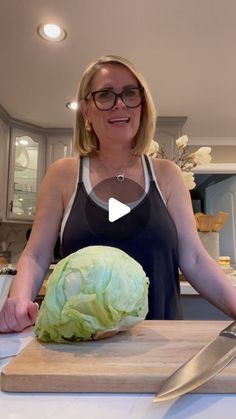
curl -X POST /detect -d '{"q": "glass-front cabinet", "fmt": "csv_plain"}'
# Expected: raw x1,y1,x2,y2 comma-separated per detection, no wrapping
7,127,45,221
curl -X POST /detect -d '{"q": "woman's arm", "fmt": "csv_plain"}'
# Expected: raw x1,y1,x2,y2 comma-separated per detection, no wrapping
0,158,75,332
154,158,236,319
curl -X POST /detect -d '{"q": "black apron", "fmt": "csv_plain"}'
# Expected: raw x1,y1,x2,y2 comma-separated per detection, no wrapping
62,155,182,320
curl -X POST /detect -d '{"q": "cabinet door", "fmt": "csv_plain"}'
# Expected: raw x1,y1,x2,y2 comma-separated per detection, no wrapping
206,176,236,264
46,135,72,167
0,119,9,219
7,127,45,221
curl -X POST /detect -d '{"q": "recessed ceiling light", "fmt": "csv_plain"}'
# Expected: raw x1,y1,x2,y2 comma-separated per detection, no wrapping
37,23,67,42
66,101,79,111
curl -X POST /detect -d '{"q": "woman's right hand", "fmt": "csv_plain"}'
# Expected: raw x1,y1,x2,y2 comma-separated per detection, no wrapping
0,297,39,333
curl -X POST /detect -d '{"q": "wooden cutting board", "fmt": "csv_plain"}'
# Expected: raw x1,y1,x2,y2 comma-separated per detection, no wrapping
2,320,236,393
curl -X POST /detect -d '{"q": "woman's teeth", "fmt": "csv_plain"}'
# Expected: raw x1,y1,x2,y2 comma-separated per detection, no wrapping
108,117,130,124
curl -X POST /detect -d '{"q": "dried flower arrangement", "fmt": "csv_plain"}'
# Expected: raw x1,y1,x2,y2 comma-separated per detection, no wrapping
147,135,212,190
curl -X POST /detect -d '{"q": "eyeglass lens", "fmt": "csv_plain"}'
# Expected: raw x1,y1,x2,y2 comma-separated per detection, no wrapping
92,88,143,110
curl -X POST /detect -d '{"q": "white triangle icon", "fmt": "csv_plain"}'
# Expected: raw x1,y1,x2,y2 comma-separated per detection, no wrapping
108,197,131,222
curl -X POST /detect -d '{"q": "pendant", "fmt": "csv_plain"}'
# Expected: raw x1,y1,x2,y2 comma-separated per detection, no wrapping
117,174,125,182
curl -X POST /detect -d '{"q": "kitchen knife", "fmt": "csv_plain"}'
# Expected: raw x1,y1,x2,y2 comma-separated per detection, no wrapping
154,320,236,402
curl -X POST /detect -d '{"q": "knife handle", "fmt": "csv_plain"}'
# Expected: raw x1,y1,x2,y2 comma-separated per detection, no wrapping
220,321,236,339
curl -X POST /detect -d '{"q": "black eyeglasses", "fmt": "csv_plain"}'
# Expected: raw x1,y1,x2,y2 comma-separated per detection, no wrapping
86,87,144,111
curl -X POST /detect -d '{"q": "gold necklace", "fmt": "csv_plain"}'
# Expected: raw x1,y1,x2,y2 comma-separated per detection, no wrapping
96,156,135,182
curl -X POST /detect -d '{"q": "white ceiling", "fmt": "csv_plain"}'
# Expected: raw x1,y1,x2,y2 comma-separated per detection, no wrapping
1,0,236,137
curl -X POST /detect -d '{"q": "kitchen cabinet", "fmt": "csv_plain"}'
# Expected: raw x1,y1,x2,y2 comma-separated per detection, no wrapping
6,130,73,222
2,124,73,222
205,174,236,263
0,105,74,222
46,134,73,167
6,127,46,221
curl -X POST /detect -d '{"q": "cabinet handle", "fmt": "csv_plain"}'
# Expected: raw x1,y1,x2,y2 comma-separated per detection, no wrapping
9,201,13,212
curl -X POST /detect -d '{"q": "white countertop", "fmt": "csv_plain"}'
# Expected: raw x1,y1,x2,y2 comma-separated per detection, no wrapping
49,265,236,296
180,274,236,295
1,328,236,418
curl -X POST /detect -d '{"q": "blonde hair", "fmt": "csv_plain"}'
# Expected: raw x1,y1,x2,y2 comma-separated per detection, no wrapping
73,55,157,155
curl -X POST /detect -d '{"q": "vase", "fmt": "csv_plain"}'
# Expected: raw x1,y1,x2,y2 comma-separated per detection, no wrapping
198,232,219,261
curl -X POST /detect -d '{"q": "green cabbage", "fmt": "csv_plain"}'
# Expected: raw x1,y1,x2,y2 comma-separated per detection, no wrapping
35,246,149,342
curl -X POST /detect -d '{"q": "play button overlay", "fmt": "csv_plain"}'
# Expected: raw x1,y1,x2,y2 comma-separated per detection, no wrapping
108,198,131,222
86,176,151,241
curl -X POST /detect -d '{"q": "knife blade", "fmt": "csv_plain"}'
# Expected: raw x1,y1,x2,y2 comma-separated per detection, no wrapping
154,320,236,402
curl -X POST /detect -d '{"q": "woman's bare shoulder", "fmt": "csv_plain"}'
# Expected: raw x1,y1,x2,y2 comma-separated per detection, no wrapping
38,157,79,201
150,157,183,185
148,157,184,201
47,157,79,177
150,157,180,175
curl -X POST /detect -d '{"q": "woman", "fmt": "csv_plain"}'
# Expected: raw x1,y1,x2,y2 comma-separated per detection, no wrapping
1,55,236,332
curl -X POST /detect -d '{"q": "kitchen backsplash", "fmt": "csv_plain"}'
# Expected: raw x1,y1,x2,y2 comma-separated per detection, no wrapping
0,222,31,263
